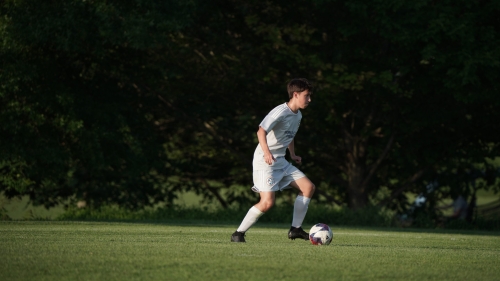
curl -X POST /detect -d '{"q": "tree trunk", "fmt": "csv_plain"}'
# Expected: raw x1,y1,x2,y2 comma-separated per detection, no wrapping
346,162,369,209
343,127,369,210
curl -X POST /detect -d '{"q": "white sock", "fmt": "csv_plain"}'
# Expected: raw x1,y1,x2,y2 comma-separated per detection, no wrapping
292,195,311,228
236,206,264,233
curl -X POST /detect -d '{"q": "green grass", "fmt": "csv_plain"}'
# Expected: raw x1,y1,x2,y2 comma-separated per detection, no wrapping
1,221,499,281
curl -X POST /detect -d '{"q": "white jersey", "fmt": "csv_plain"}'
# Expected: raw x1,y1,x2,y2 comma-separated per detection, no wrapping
254,103,302,158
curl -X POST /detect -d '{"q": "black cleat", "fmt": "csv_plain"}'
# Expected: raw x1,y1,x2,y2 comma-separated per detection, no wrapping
288,226,309,240
231,231,246,242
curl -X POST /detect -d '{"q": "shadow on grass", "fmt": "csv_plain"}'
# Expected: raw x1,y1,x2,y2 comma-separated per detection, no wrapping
5,218,497,237
4,203,498,237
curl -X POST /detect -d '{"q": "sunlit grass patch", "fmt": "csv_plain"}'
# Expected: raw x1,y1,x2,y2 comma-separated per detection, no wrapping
1,221,499,281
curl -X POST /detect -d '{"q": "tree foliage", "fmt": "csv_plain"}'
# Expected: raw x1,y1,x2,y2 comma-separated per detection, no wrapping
1,0,499,211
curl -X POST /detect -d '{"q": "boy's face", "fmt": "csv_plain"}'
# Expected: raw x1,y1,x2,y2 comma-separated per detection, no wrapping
294,89,312,109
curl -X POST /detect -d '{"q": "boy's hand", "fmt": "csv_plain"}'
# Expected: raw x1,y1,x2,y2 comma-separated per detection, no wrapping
291,155,302,164
264,153,276,165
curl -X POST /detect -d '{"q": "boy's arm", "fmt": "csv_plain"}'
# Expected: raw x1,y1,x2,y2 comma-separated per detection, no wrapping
257,126,275,165
288,139,302,164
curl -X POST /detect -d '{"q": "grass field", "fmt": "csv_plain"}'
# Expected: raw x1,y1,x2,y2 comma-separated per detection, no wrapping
1,221,499,281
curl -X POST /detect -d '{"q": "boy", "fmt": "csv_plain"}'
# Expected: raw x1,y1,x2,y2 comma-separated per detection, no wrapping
231,78,316,242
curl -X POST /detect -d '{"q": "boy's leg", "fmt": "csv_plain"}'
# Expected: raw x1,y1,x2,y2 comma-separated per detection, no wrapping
231,192,275,242
288,177,315,240
290,176,315,198
254,191,276,213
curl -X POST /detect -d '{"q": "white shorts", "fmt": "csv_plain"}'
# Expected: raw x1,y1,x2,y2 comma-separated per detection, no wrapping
251,156,306,192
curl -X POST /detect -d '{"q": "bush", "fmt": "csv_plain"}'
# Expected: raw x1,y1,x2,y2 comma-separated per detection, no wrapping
57,204,500,231
58,204,394,227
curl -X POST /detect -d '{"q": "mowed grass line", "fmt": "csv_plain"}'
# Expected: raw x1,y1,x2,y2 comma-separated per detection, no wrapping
1,221,499,281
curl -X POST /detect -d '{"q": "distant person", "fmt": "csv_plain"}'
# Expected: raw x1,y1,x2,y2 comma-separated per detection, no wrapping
451,195,468,220
437,194,468,221
231,78,315,243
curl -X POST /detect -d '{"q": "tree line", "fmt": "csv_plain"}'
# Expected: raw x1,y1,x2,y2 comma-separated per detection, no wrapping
1,0,499,212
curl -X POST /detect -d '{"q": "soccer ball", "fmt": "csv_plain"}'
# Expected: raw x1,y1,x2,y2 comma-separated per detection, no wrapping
309,223,333,245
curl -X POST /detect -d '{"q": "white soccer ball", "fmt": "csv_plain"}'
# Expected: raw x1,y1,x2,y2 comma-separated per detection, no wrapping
309,223,333,245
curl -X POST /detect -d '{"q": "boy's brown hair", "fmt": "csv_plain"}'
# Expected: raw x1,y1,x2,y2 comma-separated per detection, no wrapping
287,78,313,99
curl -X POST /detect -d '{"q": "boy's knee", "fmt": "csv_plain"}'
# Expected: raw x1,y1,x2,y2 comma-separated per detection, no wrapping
310,183,316,194
258,199,274,212
256,191,275,212
263,200,274,211
303,182,315,198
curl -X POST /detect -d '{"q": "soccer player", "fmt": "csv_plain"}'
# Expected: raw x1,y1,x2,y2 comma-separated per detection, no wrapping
231,78,316,242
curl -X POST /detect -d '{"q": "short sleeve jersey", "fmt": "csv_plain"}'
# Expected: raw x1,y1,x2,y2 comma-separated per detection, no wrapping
256,103,302,157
